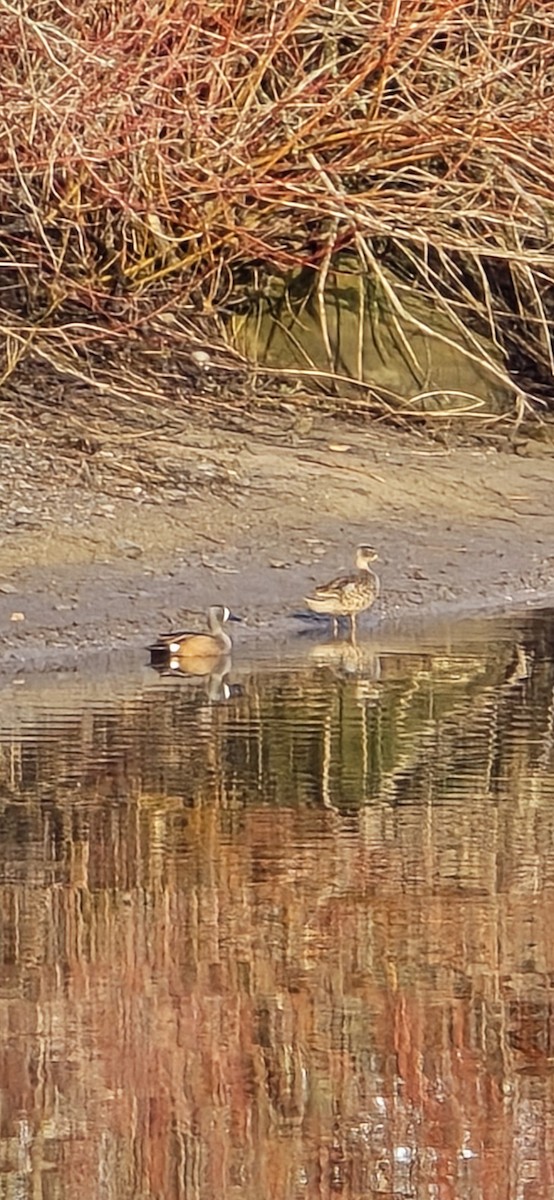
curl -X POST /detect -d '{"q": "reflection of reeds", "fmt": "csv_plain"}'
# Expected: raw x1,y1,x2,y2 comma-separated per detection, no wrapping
0,628,551,817
1,620,554,1194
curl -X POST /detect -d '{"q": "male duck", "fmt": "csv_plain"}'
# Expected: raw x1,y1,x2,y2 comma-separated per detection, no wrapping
149,604,240,659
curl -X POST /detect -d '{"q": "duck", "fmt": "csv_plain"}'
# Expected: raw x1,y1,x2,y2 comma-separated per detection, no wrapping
148,604,240,660
304,545,380,640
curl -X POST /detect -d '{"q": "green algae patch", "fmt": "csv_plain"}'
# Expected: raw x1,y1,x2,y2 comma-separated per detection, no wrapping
231,266,512,417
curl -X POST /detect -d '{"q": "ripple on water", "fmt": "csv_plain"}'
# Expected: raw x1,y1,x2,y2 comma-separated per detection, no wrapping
0,611,553,1197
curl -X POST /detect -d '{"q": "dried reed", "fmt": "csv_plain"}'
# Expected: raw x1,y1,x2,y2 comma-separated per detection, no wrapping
1,0,553,414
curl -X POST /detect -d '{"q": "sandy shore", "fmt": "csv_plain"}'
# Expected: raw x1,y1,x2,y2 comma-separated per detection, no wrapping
1,408,554,668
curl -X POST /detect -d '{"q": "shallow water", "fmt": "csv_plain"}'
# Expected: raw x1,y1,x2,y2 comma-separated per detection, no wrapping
1,612,554,1199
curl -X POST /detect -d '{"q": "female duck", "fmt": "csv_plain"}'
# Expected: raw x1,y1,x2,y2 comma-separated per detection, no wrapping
149,604,240,659
304,545,380,640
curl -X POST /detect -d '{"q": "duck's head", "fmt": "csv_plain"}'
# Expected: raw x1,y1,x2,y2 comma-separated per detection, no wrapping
356,545,379,569
207,605,242,628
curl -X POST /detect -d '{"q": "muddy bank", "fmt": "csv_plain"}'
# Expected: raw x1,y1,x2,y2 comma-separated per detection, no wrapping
1,410,554,668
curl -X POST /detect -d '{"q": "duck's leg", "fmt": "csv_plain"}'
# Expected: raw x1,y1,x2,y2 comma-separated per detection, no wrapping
332,616,339,639
349,613,357,645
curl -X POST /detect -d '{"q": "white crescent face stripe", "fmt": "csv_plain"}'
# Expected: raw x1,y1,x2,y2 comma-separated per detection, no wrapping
222,606,230,622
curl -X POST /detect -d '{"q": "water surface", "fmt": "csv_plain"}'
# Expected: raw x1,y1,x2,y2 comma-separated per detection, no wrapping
1,613,554,1199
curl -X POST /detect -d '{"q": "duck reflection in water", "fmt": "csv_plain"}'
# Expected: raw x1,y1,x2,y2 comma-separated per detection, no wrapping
149,653,234,702
309,637,382,684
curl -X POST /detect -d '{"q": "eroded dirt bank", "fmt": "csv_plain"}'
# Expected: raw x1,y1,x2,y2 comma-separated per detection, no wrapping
1,407,554,667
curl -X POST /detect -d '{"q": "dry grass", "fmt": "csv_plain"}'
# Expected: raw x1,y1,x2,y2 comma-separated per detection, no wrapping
1,0,553,414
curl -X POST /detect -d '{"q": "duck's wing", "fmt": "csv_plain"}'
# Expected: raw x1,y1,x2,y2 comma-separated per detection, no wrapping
147,628,196,652
156,627,196,641
307,571,357,599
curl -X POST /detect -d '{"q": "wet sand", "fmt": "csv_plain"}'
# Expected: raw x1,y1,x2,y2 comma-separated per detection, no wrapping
1,410,554,668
